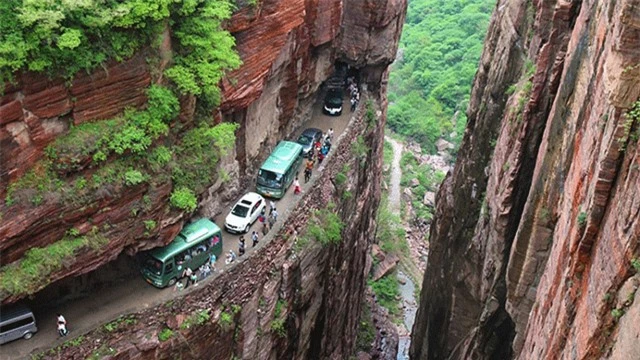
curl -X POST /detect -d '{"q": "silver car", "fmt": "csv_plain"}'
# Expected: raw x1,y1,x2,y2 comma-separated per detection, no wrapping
296,128,323,156
0,304,37,344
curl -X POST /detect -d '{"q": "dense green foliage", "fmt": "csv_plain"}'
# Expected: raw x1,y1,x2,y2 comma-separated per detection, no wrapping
0,227,108,297
388,0,494,153
0,0,240,87
165,0,241,107
369,273,401,317
297,202,345,248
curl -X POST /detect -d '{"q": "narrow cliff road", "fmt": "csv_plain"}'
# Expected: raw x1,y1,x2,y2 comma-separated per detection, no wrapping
386,136,403,214
2,98,352,360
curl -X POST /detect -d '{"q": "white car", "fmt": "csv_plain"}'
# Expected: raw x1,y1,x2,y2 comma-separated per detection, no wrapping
224,192,266,234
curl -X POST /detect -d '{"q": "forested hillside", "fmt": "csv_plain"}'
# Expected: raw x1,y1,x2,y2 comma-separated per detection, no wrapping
387,0,494,153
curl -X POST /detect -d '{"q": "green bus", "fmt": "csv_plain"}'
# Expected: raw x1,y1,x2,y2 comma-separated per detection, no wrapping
140,218,222,288
256,141,304,199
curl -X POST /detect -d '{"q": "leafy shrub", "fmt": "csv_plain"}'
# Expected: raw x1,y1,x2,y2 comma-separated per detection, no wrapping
356,302,375,353
124,169,146,186
577,211,587,227
149,146,173,170
631,258,640,273
180,309,210,329
270,318,286,338
144,220,157,231
166,0,241,107
611,308,624,320
218,311,233,331
158,328,174,342
302,203,344,247
170,187,197,212
172,122,238,192
369,273,401,316
0,227,108,297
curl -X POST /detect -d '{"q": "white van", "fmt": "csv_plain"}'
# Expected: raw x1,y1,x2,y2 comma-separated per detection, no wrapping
0,305,37,345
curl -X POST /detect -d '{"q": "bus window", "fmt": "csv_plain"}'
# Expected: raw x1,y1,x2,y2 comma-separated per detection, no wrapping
257,170,283,188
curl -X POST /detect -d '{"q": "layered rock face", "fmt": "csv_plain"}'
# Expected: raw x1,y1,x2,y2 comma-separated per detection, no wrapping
0,0,405,306
411,0,640,359
35,88,387,360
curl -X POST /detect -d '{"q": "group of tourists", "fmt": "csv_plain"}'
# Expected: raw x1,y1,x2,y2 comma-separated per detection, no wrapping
303,128,334,184
348,77,360,112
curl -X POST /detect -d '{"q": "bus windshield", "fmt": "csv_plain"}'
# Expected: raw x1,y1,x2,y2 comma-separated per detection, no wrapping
257,170,283,188
143,255,163,276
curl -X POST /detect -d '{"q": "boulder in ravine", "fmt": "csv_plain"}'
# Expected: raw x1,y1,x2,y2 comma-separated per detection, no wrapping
371,254,400,281
423,192,435,207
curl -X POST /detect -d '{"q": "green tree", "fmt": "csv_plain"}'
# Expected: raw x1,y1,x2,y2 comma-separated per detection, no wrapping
388,0,494,154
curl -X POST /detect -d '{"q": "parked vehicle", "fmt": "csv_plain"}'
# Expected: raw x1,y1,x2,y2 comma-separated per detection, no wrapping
0,304,37,345
140,219,223,288
296,128,323,156
224,192,266,234
256,141,304,199
323,89,343,116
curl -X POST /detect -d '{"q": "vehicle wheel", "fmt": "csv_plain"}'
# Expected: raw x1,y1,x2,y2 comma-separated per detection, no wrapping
168,278,177,287
244,225,250,233
23,332,33,340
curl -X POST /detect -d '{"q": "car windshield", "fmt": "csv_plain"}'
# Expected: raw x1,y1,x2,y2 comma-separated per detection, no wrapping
297,135,313,145
143,255,163,276
257,170,283,188
231,205,250,217
326,93,342,106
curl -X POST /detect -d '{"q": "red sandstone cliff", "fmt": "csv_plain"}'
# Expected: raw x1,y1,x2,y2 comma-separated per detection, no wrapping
410,0,640,359
0,0,404,304
1,0,405,358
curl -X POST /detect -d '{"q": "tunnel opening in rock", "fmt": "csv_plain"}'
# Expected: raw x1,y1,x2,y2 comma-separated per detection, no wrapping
25,251,139,316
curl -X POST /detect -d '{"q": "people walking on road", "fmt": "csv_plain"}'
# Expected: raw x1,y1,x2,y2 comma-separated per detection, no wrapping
226,250,237,264
268,212,276,228
239,236,246,256
190,268,198,286
210,253,217,267
271,208,279,222
326,128,334,141
305,158,314,183
252,231,259,247
350,97,356,112
57,314,68,337
174,280,184,292
294,177,301,195
318,151,325,165
183,267,194,288
269,200,276,215
262,222,269,236
324,137,332,152
200,263,211,279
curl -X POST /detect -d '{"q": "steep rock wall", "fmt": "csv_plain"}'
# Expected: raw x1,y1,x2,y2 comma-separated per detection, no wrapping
33,89,387,360
411,0,640,359
0,0,405,305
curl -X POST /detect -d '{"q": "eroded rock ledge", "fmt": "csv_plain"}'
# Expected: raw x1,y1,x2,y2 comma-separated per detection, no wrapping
0,0,406,306
34,90,386,360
